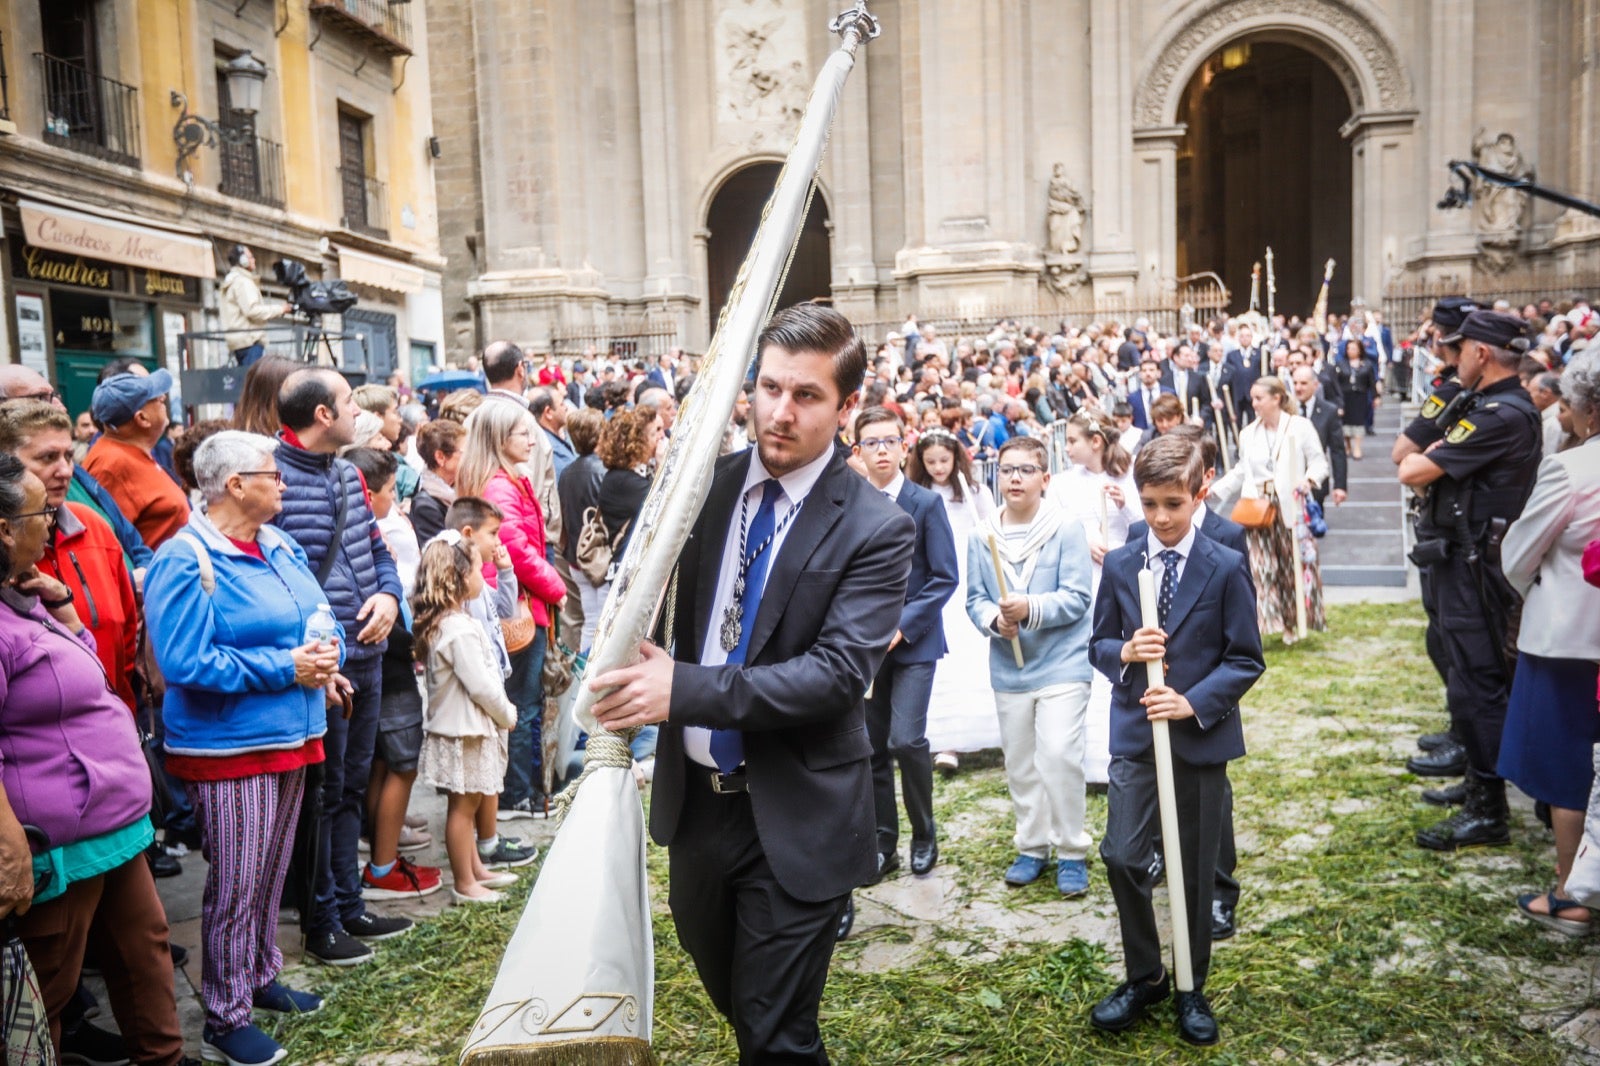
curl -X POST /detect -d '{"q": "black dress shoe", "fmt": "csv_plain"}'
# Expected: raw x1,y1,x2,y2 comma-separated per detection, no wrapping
1416,731,1454,752
1421,779,1470,807
1405,737,1467,778
1211,900,1236,940
1416,773,1510,851
910,839,938,876
1089,971,1170,1032
867,850,901,886
1175,989,1219,1045
145,843,182,879
836,896,854,941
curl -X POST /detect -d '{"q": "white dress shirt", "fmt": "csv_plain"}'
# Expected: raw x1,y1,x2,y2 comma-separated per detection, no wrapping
684,445,836,768
880,471,906,502
1144,523,1197,591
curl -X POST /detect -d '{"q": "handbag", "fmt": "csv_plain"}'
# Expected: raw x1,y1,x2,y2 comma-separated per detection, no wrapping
541,616,577,697
575,506,627,587
501,592,538,654
1305,495,1328,538
1230,492,1279,529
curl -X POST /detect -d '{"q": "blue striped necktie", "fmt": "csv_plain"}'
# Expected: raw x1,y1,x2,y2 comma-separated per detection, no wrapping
710,479,782,772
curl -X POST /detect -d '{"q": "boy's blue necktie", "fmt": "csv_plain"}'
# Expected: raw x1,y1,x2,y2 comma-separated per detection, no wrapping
1158,549,1180,628
710,479,782,772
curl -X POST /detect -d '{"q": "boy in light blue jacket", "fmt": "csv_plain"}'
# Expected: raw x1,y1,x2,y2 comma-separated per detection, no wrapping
967,435,1095,896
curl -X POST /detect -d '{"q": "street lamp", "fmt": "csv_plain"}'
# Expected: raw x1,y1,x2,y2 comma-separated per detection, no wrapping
171,51,270,184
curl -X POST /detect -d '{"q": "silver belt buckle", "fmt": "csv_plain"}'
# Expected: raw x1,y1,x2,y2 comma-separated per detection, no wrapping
709,771,743,794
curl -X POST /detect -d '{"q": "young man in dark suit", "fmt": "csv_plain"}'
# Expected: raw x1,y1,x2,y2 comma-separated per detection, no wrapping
1161,343,1215,430
853,406,959,878
590,304,915,1064
1089,435,1265,1046
1125,425,1249,941
1292,367,1349,507
1129,357,1175,431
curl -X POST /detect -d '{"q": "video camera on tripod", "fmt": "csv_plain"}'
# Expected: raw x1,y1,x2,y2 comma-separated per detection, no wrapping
273,258,359,318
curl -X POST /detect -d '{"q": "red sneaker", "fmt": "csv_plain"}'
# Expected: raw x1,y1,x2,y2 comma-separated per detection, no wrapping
361,856,443,900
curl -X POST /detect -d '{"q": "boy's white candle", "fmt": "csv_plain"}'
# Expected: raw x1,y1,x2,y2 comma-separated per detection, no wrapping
987,533,1026,668
1137,567,1195,994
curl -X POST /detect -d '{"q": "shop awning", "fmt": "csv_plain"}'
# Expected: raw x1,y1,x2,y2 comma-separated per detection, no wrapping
17,198,214,278
338,247,425,295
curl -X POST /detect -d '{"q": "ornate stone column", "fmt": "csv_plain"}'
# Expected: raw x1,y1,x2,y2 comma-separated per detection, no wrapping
1416,0,1476,273
1130,125,1186,292
1086,0,1139,299
1341,110,1418,303
1553,0,1600,258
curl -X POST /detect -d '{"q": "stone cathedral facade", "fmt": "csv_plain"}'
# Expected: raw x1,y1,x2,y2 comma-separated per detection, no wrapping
426,0,1600,362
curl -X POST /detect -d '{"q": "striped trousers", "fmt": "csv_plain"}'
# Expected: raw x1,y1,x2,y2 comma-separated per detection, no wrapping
186,767,305,1033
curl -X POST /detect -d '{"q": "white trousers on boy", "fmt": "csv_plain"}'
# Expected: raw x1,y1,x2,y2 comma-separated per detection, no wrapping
994,682,1092,861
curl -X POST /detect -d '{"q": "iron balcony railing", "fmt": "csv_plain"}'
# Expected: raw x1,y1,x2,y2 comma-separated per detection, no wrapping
219,128,287,209
35,52,139,167
308,0,413,56
338,164,387,238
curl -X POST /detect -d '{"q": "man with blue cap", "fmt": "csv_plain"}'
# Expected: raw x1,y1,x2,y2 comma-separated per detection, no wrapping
82,369,190,550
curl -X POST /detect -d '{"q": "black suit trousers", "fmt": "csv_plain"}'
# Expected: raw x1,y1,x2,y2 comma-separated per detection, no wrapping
866,659,938,852
1100,755,1228,990
668,765,849,1065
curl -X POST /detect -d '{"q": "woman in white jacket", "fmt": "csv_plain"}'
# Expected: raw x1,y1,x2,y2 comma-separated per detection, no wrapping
1497,350,1600,936
1210,376,1330,641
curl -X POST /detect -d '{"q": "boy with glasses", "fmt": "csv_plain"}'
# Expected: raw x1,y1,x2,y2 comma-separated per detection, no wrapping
853,407,959,881
966,436,1096,896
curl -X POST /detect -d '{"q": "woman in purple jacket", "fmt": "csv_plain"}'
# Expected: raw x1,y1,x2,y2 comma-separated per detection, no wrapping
0,454,187,1064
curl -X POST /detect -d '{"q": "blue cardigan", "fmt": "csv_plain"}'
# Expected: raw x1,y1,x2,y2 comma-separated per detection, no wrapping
146,513,344,758
965,515,1094,692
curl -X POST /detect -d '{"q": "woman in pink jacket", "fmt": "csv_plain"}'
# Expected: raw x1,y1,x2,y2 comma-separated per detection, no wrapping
456,401,565,817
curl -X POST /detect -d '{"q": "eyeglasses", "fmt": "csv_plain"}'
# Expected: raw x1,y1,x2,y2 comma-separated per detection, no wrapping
238,470,284,484
0,389,58,406
857,437,903,452
998,464,1044,478
13,508,58,532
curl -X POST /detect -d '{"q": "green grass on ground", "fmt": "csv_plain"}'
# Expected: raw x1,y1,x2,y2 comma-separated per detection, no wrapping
279,603,1597,1064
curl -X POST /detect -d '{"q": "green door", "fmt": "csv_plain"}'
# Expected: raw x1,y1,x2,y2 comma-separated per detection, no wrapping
55,351,157,422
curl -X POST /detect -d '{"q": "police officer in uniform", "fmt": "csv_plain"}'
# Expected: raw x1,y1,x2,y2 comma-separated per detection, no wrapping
1398,311,1543,851
1391,298,1477,795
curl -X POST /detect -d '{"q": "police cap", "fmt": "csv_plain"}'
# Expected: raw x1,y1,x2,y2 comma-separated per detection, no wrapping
1442,309,1528,349
1430,297,1478,337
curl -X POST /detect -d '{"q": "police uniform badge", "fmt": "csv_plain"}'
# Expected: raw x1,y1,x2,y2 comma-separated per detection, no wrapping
1445,419,1476,444
1420,395,1444,418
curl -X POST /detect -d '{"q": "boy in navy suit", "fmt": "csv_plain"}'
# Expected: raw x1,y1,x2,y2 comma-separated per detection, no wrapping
854,406,959,877
1089,435,1265,1046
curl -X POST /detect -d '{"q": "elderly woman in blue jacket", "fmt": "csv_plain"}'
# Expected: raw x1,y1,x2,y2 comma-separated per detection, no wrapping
145,430,346,1066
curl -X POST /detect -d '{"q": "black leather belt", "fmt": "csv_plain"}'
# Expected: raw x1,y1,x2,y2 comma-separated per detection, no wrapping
707,769,748,794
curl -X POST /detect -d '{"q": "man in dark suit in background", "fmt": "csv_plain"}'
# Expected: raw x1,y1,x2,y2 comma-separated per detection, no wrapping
852,407,959,880
1161,343,1215,430
1232,324,1265,423
1129,358,1174,431
591,304,915,1064
1293,367,1349,507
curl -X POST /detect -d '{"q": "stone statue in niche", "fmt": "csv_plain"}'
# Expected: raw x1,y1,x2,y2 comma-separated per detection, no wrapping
717,1,806,141
1046,163,1086,255
1471,129,1532,272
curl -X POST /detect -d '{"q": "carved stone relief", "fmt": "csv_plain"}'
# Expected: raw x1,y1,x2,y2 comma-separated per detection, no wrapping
1133,0,1411,128
1043,163,1087,294
715,0,806,148
1471,129,1532,273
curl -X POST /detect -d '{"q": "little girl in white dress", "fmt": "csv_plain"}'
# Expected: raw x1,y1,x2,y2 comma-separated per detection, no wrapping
1046,411,1140,785
907,429,999,772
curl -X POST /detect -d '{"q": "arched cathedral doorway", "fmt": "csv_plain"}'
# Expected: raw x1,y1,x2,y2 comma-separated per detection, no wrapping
1176,40,1353,316
704,163,832,335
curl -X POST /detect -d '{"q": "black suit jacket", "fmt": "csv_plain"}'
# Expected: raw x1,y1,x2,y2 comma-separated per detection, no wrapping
1301,397,1348,501
1090,534,1265,766
1160,367,1215,427
650,451,916,901
1128,512,1253,592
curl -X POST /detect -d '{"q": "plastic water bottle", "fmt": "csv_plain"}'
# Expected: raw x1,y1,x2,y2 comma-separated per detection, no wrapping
305,603,338,647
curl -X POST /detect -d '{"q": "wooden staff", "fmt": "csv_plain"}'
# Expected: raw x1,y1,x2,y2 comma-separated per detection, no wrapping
1286,436,1309,640
1137,568,1195,994
1188,396,1201,425
987,533,1026,668
1221,383,1242,465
